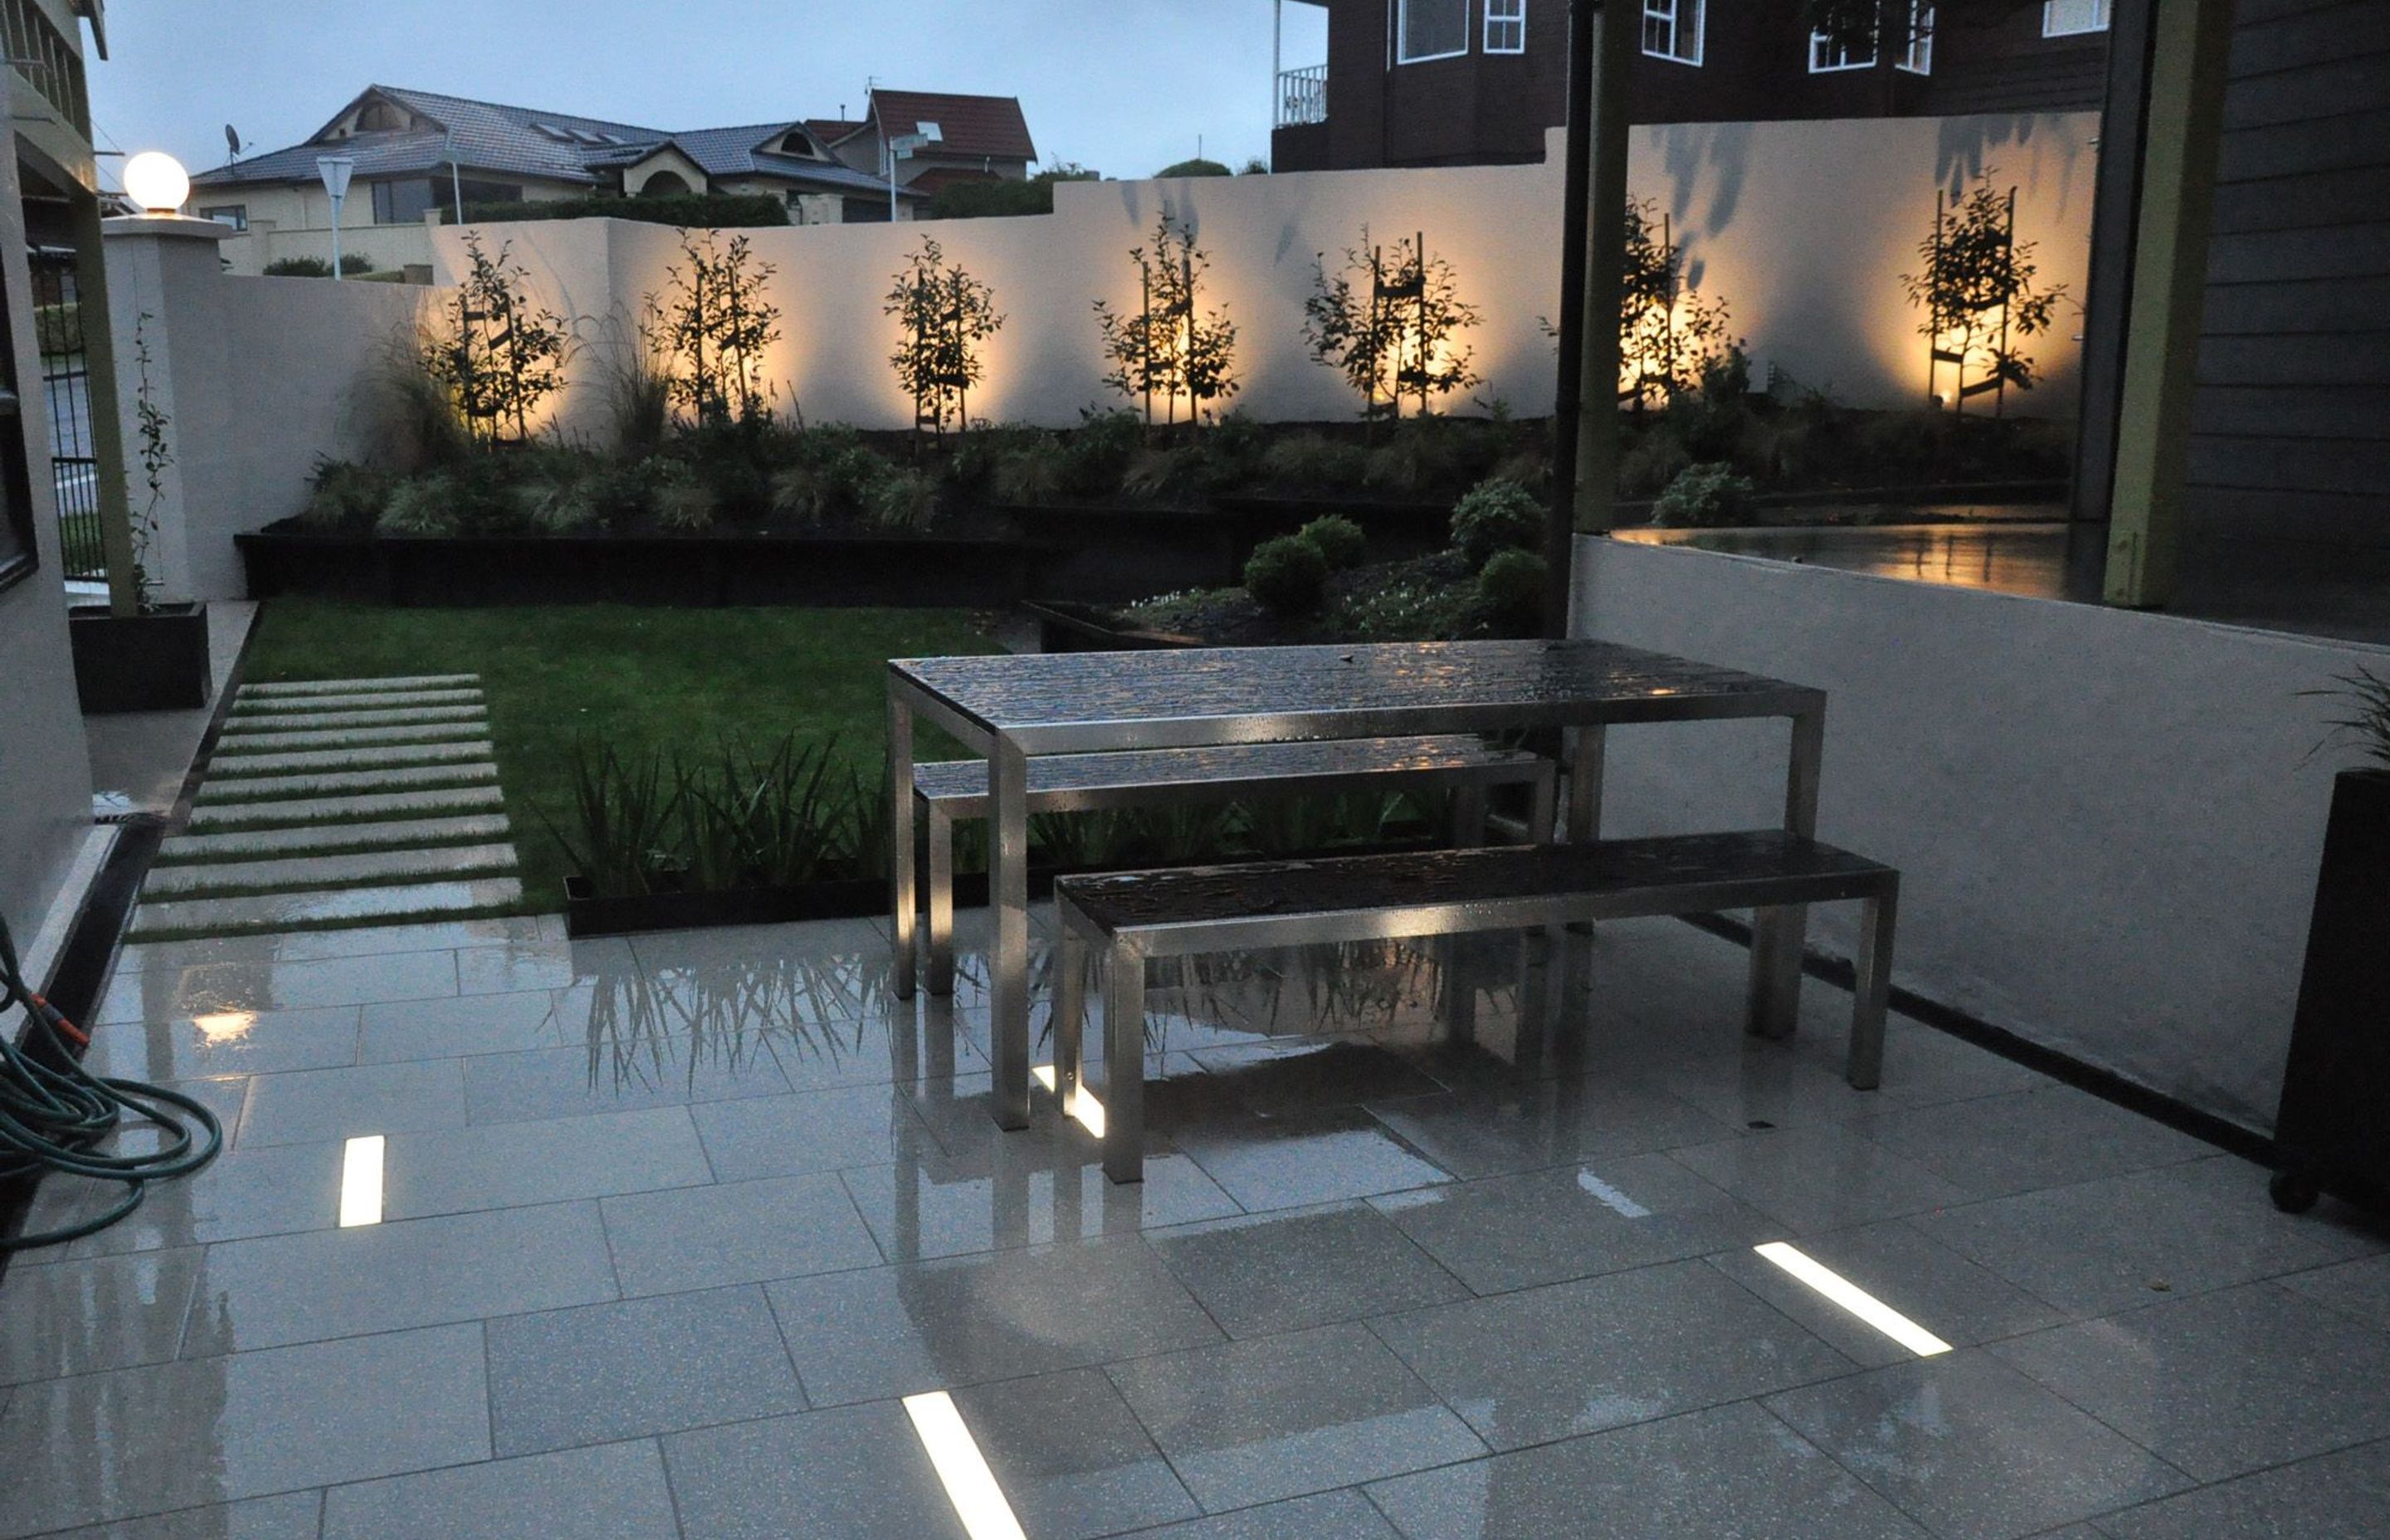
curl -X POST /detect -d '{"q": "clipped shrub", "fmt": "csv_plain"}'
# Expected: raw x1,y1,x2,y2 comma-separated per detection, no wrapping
1299,514,1367,572
1475,548,1548,636
301,458,392,531
861,466,939,532
1261,431,1368,490
1650,461,1758,528
650,461,716,532
1244,534,1329,616
1449,478,1543,568
441,192,788,228
1617,426,1693,498
378,475,459,536
264,254,374,277
1062,409,1144,498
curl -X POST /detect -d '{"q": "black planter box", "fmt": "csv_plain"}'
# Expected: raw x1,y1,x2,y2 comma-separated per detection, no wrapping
566,870,1025,939
68,602,212,714
2271,768,2390,1216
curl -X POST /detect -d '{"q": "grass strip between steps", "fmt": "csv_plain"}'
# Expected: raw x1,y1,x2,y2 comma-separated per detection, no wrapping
203,748,497,780
127,900,533,945
141,861,522,905
151,829,513,868
195,772,500,807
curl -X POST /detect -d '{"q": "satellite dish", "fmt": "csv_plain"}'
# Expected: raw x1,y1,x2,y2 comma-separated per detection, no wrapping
224,124,243,158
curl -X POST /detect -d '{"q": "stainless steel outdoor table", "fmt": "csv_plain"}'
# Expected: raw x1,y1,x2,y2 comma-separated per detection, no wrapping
885,639,1827,1130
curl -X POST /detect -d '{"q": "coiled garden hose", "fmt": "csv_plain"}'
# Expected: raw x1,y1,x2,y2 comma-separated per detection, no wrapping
0,913,222,1250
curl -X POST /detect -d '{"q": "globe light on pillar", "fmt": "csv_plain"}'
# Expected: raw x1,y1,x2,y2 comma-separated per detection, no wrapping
122,152,190,215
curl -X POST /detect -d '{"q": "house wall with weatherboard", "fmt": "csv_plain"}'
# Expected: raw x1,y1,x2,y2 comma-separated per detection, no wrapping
435,113,2098,441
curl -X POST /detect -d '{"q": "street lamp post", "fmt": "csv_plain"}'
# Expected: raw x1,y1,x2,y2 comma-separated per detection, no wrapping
886,123,942,222
315,155,355,280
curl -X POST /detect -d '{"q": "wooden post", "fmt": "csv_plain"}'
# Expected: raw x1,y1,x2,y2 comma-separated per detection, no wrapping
2104,0,2236,609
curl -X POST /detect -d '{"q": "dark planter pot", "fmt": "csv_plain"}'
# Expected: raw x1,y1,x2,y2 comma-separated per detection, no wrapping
999,496,1450,604
1022,600,1197,654
2271,768,2390,1216
68,602,211,714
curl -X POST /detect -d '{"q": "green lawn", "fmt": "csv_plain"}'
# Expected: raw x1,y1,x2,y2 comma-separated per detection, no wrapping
239,602,1001,910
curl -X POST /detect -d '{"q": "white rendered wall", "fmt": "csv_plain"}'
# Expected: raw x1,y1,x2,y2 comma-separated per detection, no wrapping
1571,536,2385,1133
433,114,2097,440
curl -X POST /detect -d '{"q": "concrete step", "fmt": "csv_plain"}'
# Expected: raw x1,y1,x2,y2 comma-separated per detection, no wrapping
206,741,496,779
228,688,483,714
186,786,508,830
128,877,526,939
205,722,492,755
222,704,488,734
240,675,480,699
195,763,500,804
159,815,513,864
143,843,519,899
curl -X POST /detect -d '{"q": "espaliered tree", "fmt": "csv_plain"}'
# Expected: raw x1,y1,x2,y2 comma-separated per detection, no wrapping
653,229,783,427
885,237,1004,438
1093,213,1240,428
425,234,571,447
1303,227,1482,423
1617,198,1736,412
1903,168,2064,417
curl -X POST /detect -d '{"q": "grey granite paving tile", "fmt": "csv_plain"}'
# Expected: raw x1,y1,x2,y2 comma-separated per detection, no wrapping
461,1036,799,1128
1991,1281,2390,1483
1148,1201,1470,1337
97,951,460,1025
157,814,510,861
21,1490,324,1540
236,1057,466,1148
600,1172,882,1296
1363,1073,1740,1181
180,1201,618,1357
765,1233,1222,1405
1366,1401,1930,1539
1667,1119,1975,1235
51,1140,344,1260
2280,1251,2390,1333
839,1134,1243,1263
185,787,506,830
951,1367,1202,1539
1798,1019,2055,1106
0,1249,205,1385
1916,1155,2383,1318
1370,1258,1856,1452
133,878,525,940
1765,1350,2194,1540
380,1104,715,1219
1371,1153,1778,1295
453,936,636,996
320,1440,676,1540
83,1006,362,1081
486,1285,807,1457
1656,1039,1909,1131
229,687,482,714
1111,1490,1404,1540
358,987,577,1064
1708,1220,2066,1367
1856,1083,2210,1200
222,704,487,734
1189,1037,1449,1114
2093,1435,2390,1539
662,1401,970,1540
209,722,491,753
686,1082,934,1181
1106,1320,1487,1510
0,1323,488,1538
110,916,540,973
241,674,477,696
1171,1105,1455,1211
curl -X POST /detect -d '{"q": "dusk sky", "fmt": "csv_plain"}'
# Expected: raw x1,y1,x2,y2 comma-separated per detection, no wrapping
86,1,1330,191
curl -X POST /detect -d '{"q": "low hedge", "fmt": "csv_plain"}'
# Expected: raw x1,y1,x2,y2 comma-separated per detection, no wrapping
443,193,790,229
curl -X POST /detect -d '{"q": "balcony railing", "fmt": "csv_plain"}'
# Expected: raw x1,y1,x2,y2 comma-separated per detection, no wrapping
1276,64,1328,129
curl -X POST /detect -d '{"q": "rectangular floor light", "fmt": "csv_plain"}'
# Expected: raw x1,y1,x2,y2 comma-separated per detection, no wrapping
339,1135,386,1228
1753,1242,1952,1357
902,1391,1027,1540
1032,1065,1107,1138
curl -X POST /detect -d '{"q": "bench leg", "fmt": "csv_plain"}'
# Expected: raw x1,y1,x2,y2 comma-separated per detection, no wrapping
924,802,957,997
1748,903,1807,1042
1563,725,1606,936
888,693,917,999
1054,923,1085,1113
1103,938,1147,1185
1448,786,1488,848
1529,762,1559,845
1846,885,1897,1090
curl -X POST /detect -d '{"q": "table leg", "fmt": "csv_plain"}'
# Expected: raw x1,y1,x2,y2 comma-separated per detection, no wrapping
989,733,1032,1131
887,690,917,1000
1563,724,1607,844
1750,707,1825,1040
924,802,956,997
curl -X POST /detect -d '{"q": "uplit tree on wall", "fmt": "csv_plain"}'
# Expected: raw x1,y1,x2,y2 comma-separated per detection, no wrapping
1302,227,1482,423
1094,213,1240,428
885,236,1004,438
1903,169,2064,417
653,230,783,427
1618,198,1737,412
424,234,571,448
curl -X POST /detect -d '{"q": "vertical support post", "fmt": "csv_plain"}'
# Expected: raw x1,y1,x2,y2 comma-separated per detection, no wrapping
1750,704,1826,1040
1541,0,1633,638
2103,0,2237,610
70,196,138,616
1102,939,1146,1185
989,732,1032,1131
885,682,917,997
1054,919,1085,1112
1847,882,1898,1091
924,802,955,996
1563,724,1606,845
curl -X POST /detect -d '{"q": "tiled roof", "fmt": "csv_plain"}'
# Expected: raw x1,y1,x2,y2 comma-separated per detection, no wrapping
643,124,921,196
804,118,868,144
866,90,1038,163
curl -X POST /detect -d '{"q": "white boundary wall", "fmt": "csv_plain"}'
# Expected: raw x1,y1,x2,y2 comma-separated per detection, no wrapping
1573,536,2388,1133
436,115,2096,442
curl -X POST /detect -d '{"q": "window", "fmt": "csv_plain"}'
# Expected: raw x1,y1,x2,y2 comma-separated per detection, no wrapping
2042,0,2110,35
354,100,409,133
1898,3,1934,72
1642,0,1704,64
199,204,248,231
1394,0,1470,64
1808,25,1876,71
1485,0,1526,53
372,178,438,225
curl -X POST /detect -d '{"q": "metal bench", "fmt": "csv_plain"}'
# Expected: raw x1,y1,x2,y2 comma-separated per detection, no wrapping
1051,831,1900,1182
909,734,1556,994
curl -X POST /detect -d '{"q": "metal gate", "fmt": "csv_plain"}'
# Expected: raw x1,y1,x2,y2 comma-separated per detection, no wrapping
28,245,105,581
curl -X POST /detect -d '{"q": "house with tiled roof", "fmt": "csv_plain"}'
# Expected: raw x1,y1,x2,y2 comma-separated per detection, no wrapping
817,89,1039,199
188,85,934,276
